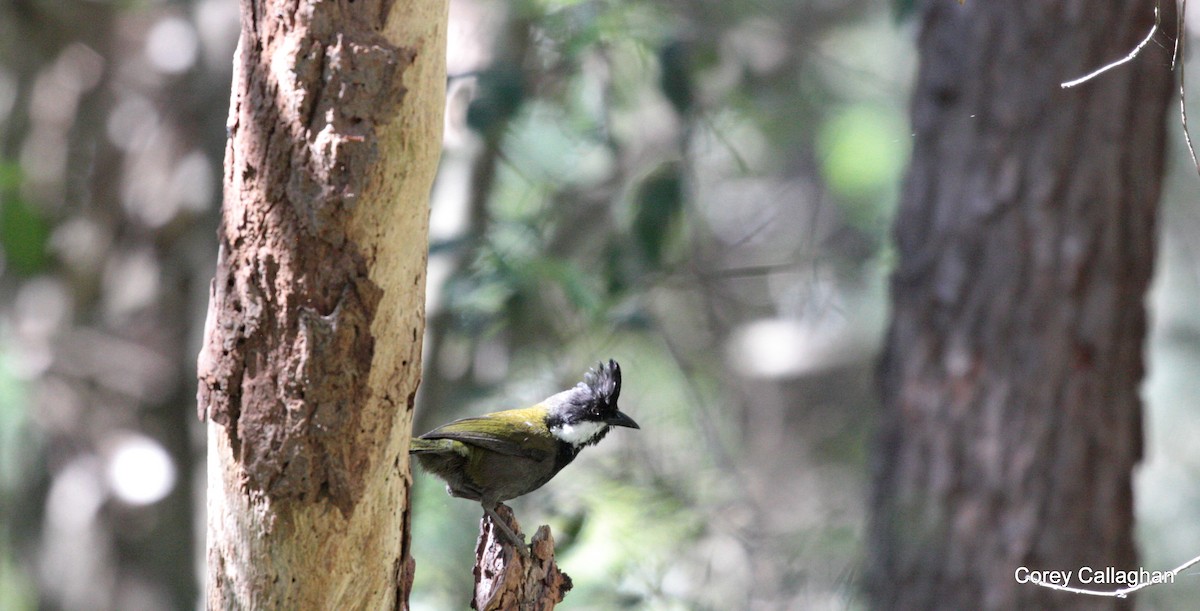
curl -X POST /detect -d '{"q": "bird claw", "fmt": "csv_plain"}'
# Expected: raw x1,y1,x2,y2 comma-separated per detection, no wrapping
513,539,530,558
484,505,530,557
497,525,530,556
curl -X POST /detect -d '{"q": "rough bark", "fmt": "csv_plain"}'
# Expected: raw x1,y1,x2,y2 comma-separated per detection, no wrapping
195,0,446,608
868,1,1174,609
471,504,572,611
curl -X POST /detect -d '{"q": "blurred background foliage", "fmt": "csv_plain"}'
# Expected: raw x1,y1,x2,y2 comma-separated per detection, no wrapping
1,0,1199,609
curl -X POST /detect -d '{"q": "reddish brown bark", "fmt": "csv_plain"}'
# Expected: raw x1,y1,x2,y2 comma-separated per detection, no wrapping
471,504,572,611
868,1,1175,608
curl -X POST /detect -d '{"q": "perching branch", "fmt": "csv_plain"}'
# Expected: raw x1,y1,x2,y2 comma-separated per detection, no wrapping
472,504,572,610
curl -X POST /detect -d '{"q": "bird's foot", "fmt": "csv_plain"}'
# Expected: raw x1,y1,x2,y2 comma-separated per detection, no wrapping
484,505,530,557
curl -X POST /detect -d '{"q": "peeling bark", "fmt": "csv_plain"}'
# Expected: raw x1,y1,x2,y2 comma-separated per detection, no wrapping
196,0,446,608
471,504,572,611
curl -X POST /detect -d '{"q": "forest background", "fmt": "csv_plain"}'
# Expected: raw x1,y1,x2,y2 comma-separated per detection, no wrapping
2,0,1199,608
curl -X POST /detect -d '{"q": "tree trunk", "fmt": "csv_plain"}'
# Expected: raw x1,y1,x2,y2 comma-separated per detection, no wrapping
195,0,446,608
868,1,1174,608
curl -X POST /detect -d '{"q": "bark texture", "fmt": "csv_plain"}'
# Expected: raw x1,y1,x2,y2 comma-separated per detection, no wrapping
196,0,446,608
472,504,572,611
868,1,1174,608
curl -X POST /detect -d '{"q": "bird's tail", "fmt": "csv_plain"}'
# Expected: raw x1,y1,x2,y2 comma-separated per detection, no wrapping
408,437,465,455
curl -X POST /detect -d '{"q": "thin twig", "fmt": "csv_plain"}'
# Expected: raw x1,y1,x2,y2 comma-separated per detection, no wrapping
1027,553,1200,598
1179,0,1200,175
1060,6,1160,88
1173,0,1182,70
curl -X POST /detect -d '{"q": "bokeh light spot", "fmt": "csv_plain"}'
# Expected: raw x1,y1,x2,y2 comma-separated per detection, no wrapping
107,434,176,506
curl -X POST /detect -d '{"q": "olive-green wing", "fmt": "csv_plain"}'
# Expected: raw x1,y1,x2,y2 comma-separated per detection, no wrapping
418,416,552,462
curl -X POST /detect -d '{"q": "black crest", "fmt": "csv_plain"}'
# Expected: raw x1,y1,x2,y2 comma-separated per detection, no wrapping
582,359,621,408
551,359,622,425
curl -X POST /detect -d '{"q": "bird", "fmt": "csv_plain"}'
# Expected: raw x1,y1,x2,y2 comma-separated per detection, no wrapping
410,359,639,551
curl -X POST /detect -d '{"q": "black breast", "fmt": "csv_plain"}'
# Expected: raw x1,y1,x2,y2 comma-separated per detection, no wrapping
552,440,580,476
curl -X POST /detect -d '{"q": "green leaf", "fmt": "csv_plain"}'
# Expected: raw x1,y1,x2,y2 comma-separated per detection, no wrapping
527,257,602,318
631,162,684,268
817,104,907,227
658,40,694,116
466,66,526,137
0,168,51,275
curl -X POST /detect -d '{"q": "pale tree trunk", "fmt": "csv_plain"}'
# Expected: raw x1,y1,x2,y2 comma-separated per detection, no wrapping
195,0,446,608
868,1,1174,609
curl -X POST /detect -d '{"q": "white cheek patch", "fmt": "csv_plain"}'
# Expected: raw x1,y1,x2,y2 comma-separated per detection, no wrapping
550,420,607,446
